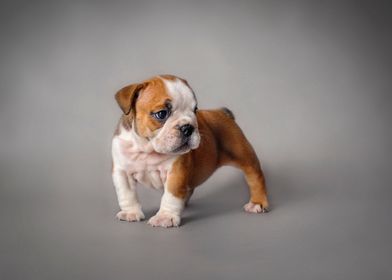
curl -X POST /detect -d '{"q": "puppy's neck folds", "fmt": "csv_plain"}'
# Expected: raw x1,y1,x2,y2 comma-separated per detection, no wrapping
112,121,179,190
117,120,153,153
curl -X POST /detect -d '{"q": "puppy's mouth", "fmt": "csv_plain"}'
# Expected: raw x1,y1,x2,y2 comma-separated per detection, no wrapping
171,140,190,153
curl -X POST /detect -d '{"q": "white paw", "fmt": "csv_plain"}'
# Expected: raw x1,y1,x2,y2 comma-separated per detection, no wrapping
116,208,145,222
243,201,269,213
148,211,181,228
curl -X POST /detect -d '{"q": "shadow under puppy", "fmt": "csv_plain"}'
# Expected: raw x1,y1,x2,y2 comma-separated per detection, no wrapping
112,74,269,228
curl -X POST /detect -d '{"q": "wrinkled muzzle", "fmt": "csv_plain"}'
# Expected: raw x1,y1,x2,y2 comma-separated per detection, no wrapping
151,125,200,154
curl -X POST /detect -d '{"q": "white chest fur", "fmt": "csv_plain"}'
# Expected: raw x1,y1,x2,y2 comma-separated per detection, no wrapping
112,126,177,189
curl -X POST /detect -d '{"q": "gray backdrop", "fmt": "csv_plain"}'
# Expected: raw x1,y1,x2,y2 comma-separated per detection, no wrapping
1,0,391,279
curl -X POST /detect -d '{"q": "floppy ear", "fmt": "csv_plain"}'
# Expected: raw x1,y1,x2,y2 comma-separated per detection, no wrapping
115,83,144,115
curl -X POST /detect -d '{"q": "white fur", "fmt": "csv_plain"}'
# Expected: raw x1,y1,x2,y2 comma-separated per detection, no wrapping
243,201,267,213
112,125,179,224
148,189,184,227
150,77,200,154
112,77,199,227
159,188,185,214
112,126,178,188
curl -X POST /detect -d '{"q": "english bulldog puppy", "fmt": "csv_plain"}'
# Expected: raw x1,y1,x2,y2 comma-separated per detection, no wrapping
112,74,269,228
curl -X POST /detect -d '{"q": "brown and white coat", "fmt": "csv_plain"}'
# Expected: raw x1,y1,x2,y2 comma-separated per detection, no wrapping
112,75,269,228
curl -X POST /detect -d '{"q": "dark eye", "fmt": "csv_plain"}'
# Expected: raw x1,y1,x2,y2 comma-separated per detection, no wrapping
194,106,198,113
153,109,168,120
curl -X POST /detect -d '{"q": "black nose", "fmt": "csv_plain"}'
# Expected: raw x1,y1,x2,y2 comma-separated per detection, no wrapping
180,124,194,137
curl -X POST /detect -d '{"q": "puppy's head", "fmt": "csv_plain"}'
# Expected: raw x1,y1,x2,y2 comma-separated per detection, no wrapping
115,75,200,154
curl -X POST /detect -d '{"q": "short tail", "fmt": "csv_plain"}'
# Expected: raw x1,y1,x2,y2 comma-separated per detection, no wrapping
220,107,235,120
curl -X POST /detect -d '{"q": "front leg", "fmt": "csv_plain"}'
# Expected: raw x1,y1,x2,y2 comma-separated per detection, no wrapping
112,169,145,222
148,188,185,228
148,159,189,228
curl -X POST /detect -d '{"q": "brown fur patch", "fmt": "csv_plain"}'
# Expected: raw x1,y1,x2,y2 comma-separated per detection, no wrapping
113,115,133,136
159,74,178,81
115,83,145,115
166,155,191,199
166,109,269,209
134,77,171,138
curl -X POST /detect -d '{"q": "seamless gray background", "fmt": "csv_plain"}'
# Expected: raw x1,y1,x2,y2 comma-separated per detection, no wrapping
1,0,391,279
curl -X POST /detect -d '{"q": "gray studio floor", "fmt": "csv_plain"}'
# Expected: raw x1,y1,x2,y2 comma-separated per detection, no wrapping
1,1,391,280
1,152,391,280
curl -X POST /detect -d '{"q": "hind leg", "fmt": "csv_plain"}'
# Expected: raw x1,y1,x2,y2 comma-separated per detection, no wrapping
184,188,194,207
241,164,269,213
200,108,269,213
218,127,269,213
